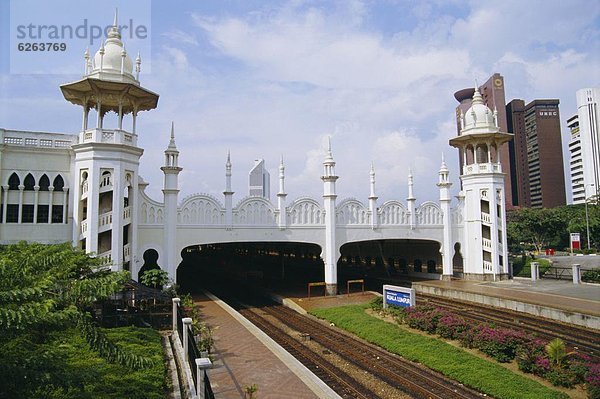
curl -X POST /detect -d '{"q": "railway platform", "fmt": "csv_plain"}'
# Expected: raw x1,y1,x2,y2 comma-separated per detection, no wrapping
193,292,340,399
413,278,600,330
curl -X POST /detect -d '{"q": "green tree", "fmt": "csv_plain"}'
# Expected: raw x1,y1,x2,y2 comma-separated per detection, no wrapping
507,208,565,253
0,242,153,398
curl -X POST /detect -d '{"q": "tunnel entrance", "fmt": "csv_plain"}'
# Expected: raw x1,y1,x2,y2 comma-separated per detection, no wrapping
177,242,324,293
337,239,442,284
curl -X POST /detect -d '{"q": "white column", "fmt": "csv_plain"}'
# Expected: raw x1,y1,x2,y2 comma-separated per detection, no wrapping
111,166,123,271
17,185,24,224
86,166,100,255
321,140,338,295
223,152,233,228
438,159,453,279
407,171,416,229
277,156,287,229
1,186,8,224
490,188,500,279
47,187,54,224
196,358,212,398
82,105,89,131
182,317,192,355
62,190,68,224
368,163,378,229
96,101,102,129
172,297,180,332
572,264,581,284
131,172,141,279
33,186,40,224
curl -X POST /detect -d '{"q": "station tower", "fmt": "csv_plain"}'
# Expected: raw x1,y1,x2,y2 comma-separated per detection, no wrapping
60,12,158,273
450,87,511,279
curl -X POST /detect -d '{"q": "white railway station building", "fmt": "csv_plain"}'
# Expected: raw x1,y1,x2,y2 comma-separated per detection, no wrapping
0,18,511,294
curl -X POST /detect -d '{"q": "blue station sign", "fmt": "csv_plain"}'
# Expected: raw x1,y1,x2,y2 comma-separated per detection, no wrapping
383,284,415,308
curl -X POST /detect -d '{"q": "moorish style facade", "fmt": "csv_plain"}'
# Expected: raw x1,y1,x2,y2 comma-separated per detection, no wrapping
0,16,511,294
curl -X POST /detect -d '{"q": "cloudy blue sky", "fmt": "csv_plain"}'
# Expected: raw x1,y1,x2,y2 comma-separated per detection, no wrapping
1,0,599,205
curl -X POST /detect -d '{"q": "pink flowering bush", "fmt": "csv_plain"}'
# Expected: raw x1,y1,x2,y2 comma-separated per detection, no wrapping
516,338,548,373
586,362,600,399
404,306,446,334
472,326,530,362
435,313,471,340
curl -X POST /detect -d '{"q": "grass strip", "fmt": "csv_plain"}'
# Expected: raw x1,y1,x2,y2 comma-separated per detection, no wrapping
43,326,168,399
311,305,568,399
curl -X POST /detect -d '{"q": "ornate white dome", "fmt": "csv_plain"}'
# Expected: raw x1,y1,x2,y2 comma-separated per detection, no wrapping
463,87,496,129
92,25,133,75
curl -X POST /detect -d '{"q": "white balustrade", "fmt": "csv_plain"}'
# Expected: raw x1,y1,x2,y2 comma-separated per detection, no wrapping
97,250,112,265
481,212,491,224
483,260,493,272
482,237,492,249
123,243,131,261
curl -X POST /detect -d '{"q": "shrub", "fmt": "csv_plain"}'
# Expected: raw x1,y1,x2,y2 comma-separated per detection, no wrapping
457,324,480,348
583,268,600,283
568,352,592,384
435,313,470,340
586,362,600,399
473,326,529,363
546,368,578,388
370,296,383,311
533,356,552,377
404,306,446,334
516,338,548,373
546,338,569,367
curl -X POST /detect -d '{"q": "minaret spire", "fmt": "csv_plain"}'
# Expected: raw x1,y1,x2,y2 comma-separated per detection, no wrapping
277,154,287,229
368,162,378,229
321,137,339,295
224,151,234,227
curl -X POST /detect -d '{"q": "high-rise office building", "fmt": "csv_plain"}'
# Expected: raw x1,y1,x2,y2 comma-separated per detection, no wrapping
454,73,514,208
506,99,528,207
569,88,600,204
249,159,270,198
521,100,566,208
568,114,584,203
507,98,567,208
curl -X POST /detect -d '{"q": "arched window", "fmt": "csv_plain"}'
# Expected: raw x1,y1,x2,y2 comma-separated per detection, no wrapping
24,174,35,191
8,173,20,190
53,175,65,192
39,174,50,191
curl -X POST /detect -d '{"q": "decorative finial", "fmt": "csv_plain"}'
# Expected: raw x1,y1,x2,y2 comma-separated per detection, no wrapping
226,150,231,166
370,162,375,175
114,8,118,28
170,121,175,139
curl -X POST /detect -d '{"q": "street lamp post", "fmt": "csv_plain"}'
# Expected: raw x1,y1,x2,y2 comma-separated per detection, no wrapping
585,184,595,250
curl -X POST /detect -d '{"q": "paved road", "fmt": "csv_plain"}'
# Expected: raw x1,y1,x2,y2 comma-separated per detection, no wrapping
541,255,600,270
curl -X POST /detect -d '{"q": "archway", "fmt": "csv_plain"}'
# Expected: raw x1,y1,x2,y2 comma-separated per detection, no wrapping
338,239,442,280
138,248,162,283
177,242,324,293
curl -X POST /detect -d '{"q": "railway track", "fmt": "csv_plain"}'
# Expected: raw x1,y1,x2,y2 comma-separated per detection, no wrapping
214,288,484,399
418,293,600,359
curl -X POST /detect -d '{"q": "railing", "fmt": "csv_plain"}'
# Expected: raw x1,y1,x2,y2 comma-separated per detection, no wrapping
481,212,491,224
100,174,112,191
483,260,493,272
464,163,502,175
81,219,88,234
99,211,113,232
98,250,112,265
81,181,88,199
80,128,138,146
123,243,131,261
123,206,131,223
173,300,214,399
482,237,492,249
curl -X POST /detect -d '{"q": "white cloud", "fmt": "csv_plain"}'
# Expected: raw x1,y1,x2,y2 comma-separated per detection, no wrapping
162,29,199,46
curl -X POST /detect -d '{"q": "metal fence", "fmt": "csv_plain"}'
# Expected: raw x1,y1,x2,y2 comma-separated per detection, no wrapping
175,300,215,399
